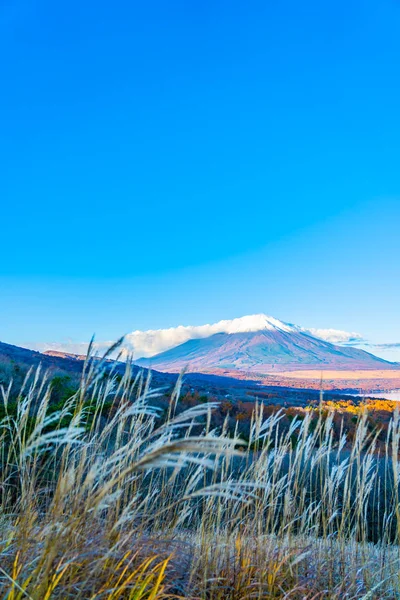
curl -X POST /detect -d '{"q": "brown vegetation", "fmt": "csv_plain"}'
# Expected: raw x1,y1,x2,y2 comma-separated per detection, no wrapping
1,350,400,598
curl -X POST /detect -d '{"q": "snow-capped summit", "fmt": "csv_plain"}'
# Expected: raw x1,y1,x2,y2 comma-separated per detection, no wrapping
190,314,295,335
121,313,296,358
135,314,391,373
122,314,363,358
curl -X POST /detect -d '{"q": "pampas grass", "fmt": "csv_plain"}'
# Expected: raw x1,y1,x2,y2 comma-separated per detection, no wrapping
1,345,400,598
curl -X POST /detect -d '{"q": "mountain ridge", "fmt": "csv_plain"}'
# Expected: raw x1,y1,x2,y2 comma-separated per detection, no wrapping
135,316,394,374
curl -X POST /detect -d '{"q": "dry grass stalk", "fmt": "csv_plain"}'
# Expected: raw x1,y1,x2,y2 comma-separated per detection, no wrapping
0,345,400,598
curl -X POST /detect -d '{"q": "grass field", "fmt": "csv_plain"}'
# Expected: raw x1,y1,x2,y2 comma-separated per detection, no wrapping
1,345,400,598
276,369,400,380
269,368,400,392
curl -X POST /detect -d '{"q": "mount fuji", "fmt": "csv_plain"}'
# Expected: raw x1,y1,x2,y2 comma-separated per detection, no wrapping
135,314,393,374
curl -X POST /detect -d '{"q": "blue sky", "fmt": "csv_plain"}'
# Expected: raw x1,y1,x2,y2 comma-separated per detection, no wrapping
1,0,400,350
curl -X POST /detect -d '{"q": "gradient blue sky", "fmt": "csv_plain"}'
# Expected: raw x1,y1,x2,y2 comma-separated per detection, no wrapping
1,0,400,348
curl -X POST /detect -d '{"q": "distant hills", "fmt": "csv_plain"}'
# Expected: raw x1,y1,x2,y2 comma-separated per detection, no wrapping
1,318,399,401
135,314,394,374
0,340,263,399
0,341,85,375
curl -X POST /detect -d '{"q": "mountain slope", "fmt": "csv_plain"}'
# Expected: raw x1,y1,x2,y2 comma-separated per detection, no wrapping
135,316,393,373
0,341,86,375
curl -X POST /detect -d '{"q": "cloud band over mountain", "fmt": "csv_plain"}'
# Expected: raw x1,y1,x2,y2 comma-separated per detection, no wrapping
26,314,369,360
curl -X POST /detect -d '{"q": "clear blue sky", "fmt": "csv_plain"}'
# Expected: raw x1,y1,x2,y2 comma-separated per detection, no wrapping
1,0,400,346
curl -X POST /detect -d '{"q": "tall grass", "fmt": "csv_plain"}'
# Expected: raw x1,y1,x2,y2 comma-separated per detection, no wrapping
1,348,400,598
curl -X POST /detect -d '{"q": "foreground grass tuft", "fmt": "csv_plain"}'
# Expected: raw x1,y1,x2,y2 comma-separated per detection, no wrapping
1,347,400,598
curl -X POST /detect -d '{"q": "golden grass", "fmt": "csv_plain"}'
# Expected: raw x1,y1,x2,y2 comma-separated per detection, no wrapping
1,344,400,598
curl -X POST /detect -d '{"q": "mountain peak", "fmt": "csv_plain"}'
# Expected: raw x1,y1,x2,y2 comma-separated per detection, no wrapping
214,314,295,334
136,315,391,373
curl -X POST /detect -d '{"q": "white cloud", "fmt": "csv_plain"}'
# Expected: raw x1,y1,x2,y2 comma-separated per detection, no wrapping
302,328,364,344
26,314,369,360
352,342,400,363
123,314,294,357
